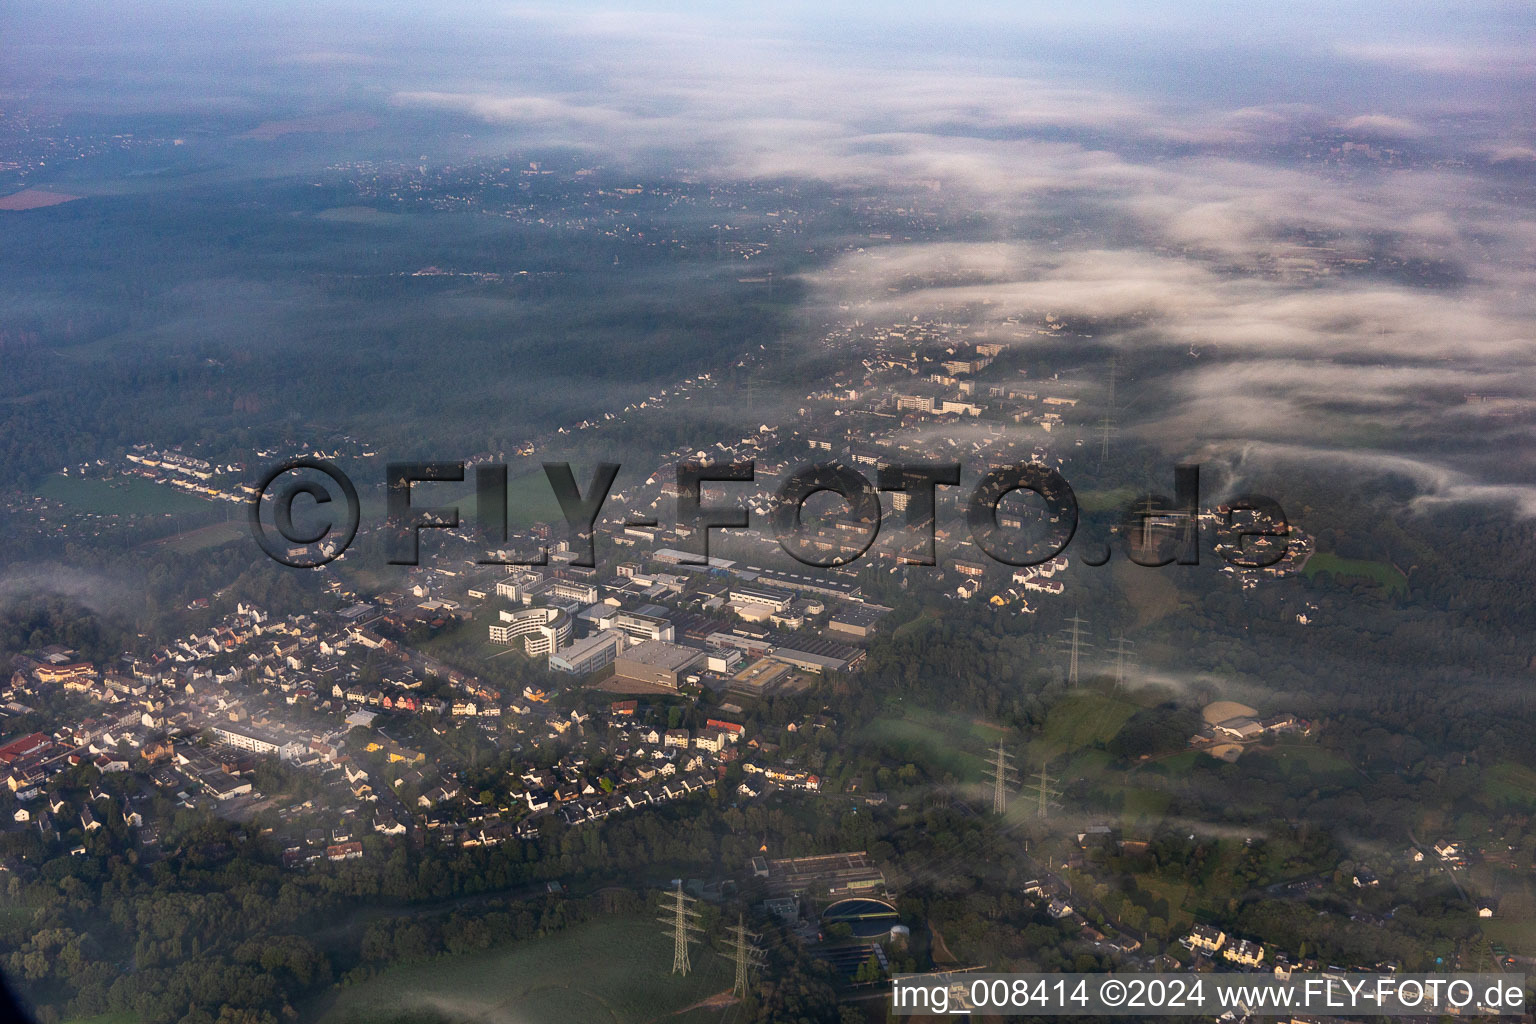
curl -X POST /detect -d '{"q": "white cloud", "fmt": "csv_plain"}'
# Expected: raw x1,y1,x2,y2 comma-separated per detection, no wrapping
1337,113,1428,138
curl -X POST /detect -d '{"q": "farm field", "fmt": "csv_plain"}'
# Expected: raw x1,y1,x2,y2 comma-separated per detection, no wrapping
1111,558,1182,629
315,915,730,1024
1119,787,1173,827
502,468,565,525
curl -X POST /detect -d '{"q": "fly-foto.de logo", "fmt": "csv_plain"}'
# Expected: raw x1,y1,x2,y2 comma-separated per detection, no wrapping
248,458,1289,572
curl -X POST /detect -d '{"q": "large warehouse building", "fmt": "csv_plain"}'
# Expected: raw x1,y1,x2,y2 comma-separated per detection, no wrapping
611,640,702,689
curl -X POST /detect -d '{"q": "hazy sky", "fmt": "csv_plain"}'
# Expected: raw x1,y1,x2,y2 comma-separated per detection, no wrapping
6,2,1533,116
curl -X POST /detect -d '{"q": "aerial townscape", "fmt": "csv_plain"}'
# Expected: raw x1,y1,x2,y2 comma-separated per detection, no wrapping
3,3,1536,1024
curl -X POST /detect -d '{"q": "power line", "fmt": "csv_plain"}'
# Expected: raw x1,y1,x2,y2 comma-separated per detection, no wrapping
718,912,767,997
656,881,703,975
988,739,1019,815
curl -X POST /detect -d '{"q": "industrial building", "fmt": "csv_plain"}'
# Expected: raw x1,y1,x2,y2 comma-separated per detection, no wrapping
594,608,675,643
548,629,626,674
611,640,703,689
728,583,795,613
752,851,887,899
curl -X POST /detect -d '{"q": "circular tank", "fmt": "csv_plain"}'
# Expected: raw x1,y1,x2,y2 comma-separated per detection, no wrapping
821,897,900,939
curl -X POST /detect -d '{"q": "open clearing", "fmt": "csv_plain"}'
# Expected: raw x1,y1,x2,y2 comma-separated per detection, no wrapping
1039,693,1137,754
151,519,246,552
1132,875,1195,931
1481,916,1536,958
432,469,564,528
1111,558,1181,629
1483,762,1536,810
317,915,730,1024
859,707,1011,783
1302,553,1408,597
0,188,85,210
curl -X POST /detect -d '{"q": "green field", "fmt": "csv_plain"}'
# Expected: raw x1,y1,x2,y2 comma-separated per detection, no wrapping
1483,762,1536,809
1039,694,1137,755
859,707,1005,783
422,469,565,527
1258,741,1354,776
1302,552,1408,597
1145,750,1200,774
1077,487,1138,513
416,603,508,659
1480,917,1536,957
855,694,1140,783
1120,787,1173,827
316,915,729,1024
502,469,564,524
37,474,210,516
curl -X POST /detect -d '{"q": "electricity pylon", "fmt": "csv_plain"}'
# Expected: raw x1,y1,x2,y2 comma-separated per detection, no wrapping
657,881,703,975
989,739,1019,815
719,913,767,997
1099,356,1116,465
1110,635,1135,691
1062,614,1092,686
1021,761,1063,820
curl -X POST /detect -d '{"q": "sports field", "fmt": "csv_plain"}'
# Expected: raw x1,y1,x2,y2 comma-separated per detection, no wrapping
1302,553,1408,597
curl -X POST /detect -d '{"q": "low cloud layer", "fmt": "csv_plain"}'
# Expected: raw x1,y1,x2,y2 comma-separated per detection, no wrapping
368,6,1536,521
8,2,1534,516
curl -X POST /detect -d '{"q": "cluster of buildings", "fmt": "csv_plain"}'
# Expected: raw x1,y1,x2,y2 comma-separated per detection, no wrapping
1209,503,1315,590
117,447,250,503
1191,701,1308,761
1179,921,1461,980
0,562,849,864
49,437,381,519
466,550,881,697
1021,876,1143,958
1184,924,1266,968
513,720,723,830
